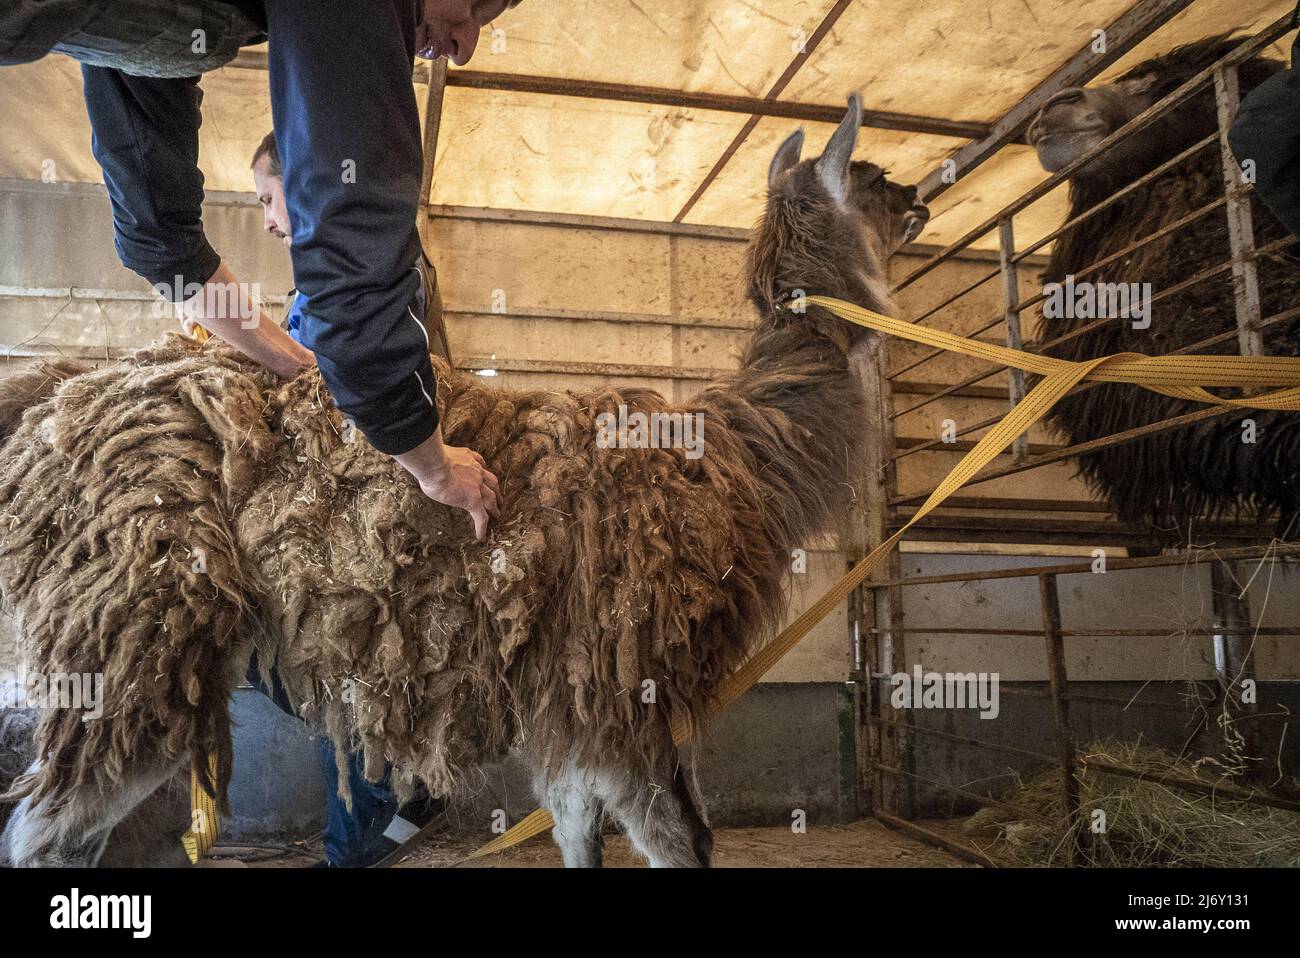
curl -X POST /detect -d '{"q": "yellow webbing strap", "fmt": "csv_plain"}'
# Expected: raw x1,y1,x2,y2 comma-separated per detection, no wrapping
181,752,221,864
461,294,1300,863
180,321,218,863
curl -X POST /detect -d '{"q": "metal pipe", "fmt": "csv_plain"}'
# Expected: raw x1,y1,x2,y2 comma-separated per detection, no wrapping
1039,574,1085,865
874,811,996,867
998,218,1028,461
867,542,1300,588
1214,64,1265,354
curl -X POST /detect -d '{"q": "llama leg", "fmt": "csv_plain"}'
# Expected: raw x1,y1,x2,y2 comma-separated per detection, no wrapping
535,762,604,868
598,754,713,868
2,756,186,868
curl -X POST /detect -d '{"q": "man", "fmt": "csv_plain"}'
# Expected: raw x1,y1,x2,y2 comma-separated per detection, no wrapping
0,0,508,538
248,130,446,868
0,0,516,863
1229,12,1300,241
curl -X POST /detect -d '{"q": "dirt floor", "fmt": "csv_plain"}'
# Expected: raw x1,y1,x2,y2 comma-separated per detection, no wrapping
212,818,974,868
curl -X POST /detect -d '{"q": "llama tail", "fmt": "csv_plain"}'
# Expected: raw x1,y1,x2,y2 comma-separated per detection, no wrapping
0,359,92,445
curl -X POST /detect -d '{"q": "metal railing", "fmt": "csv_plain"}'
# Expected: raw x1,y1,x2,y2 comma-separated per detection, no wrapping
856,16,1300,865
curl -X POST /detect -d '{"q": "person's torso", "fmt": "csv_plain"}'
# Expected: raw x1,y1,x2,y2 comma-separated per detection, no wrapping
283,254,448,362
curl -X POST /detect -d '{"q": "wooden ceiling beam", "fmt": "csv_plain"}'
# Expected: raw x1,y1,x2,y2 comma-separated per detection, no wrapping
671,0,856,223
223,50,989,141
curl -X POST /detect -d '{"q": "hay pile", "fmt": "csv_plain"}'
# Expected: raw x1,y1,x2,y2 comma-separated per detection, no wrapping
963,741,1300,867
0,317,862,810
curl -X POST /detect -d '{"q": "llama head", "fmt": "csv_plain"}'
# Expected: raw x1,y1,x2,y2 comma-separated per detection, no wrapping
1027,36,1279,184
747,93,929,347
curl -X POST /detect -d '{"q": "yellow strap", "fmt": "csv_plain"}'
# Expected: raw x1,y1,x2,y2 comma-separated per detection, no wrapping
460,295,1300,863
181,752,221,864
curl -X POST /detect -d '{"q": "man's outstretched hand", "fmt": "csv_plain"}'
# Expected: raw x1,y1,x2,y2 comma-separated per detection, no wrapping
394,427,500,540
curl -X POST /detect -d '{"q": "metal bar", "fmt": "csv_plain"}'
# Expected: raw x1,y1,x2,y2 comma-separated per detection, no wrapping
1082,758,1300,813
888,193,1225,385
914,0,1195,204
895,436,1064,456
1214,64,1266,355
1210,559,1262,763
892,233,1295,423
894,14,1296,293
672,0,855,223
868,542,1300,588
1034,235,1296,357
890,404,1240,506
892,380,1008,400
873,811,996,867
889,513,1268,540
1040,574,1084,865
883,523,1262,549
867,714,1059,765
903,266,1003,330
886,495,1110,513
996,685,1219,714
866,626,1297,637
997,218,1028,460
224,51,992,140
1010,133,1219,266
446,70,992,139
872,763,1048,821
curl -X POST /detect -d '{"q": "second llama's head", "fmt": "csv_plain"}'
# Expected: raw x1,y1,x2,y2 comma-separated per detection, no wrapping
746,93,929,345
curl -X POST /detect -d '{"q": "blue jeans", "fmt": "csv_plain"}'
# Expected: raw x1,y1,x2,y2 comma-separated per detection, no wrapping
246,655,399,866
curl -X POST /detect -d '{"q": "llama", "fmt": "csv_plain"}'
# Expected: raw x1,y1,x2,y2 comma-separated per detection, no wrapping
1026,36,1300,538
0,94,928,867
0,679,188,867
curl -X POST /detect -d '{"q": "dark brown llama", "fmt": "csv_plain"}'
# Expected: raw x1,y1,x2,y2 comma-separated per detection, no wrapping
1026,35,1300,538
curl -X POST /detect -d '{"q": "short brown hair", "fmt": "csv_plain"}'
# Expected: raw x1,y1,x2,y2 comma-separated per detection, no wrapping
251,130,281,177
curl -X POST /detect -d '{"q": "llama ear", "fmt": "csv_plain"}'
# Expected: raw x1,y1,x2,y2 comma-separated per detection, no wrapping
815,92,862,205
769,129,804,187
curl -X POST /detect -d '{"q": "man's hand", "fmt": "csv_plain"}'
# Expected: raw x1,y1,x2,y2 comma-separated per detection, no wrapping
394,427,500,540
178,261,315,379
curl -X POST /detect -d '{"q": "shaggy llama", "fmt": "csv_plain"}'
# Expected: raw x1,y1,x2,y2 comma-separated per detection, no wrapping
0,95,928,867
1027,35,1300,537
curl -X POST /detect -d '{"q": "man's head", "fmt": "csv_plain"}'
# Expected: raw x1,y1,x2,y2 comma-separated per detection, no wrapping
416,0,523,65
251,131,292,246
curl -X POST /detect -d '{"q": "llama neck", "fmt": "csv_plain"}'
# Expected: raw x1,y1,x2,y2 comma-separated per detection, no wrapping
697,321,867,554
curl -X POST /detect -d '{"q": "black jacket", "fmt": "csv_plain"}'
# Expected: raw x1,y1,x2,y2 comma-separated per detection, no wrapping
4,0,440,455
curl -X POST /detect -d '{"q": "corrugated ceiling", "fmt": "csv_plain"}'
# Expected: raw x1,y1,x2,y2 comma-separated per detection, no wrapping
0,0,1293,251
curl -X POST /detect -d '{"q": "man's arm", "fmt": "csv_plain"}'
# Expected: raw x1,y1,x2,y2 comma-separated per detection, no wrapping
177,262,314,378
82,66,312,377
81,43,495,536
264,0,497,535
